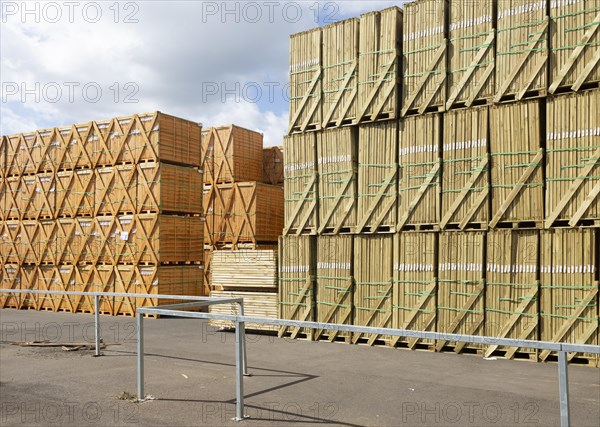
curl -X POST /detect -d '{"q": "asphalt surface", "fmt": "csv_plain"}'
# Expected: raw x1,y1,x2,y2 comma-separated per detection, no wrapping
0,309,599,426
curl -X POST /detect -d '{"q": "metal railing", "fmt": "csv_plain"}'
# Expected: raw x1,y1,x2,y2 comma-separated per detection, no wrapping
136,306,600,427
1,288,599,427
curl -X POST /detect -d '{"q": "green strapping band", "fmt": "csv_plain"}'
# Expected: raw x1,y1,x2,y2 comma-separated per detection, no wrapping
554,7,600,20
555,303,597,309
450,31,493,42
441,186,488,193
404,69,445,78
317,301,350,308
492,183,543,188
398,183,438,191
394,279,436,284
439,279,483,284
546,146,600,153
319,194,354,200
399,160,438,167
324,286,351,292
323,59,355,69
443,155,486,163
504,162,541,169
355,281,392,286
487,282,538,287
561,163,597,169
290,67,320,76
404,291,436,297
355,305,390,313
497,19,547,32
404,42,445,55
497,48,546,55
540,285,597,290
438,306,483,314
393,305,435,313
546,176,600,182
279,301,308,306
279,277,308,282
554,42,600,51
450,291,480,297
359,48,397,56
540,312,597,321
486,308,536,317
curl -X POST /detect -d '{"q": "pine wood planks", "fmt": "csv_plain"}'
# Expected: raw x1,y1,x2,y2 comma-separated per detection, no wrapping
441,106,490,228
317,127,357,233
357,121,398,232
289,28,322,133
278,235,316,339
358,7,402,123
540,228,599,364
209,290,278,332
392,231,437,348
490,100,544,226
546,89,600,226
437,231,485,352
211,249,277,290
447,0,495,109
322,18,359,127
353,234,394,344
549,0,600,93
402,0,448,116
283,132,318,234
486,229,540,359
315,235,353,341
398,113,442,227
495,1,549,101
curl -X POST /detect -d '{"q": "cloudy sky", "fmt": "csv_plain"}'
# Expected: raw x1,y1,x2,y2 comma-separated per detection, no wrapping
1,0,401,146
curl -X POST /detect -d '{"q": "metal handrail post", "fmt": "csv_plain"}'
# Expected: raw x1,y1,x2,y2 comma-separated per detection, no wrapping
237,302,250,376
94,294,101,356
137,312,145,401
233,319,246,421
558,350,570,427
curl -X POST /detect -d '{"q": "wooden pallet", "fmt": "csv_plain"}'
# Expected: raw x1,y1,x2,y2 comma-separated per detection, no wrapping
489,100,544,227
317,127,357,234
402,0,447,116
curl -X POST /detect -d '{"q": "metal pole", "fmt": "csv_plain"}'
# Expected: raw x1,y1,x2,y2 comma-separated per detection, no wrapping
558,350,570,427
238,302,250,376
137,312,144,401
233,319,246,421
94,295,101,357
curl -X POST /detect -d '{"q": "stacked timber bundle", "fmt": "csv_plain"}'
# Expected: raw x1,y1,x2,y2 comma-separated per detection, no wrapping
485,229,540,360
495,0,548,102
317,127,357,233
283,132,318,235
289,28,322,133
540,228,599,366
357,121,398,233
392,232,437,349
446,0,495,110
322,18,359,128
315,235,353,342
203,182,284,246
489,100,544,227
262,146,284,186
278,235,316,339
398,114,441,229
0,112,204,315
209,249,278,331
353,235,394,345
202,125,263,184
441,106,490,229
546,90,600,227
437,231,485,353
549,0,600,93
357,7,402,123
402,0,447,116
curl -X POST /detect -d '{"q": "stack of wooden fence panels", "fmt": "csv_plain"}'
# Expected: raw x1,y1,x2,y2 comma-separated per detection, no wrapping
276,0,600,368
0,112,204,316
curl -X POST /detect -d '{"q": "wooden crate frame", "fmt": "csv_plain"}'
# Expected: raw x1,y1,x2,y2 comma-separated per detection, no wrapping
262,146,284,186
441,107,490,228
540,228,599,364
18,173,55,220
315,235,353,342
485,229,540,360
402,0,448,116
357,7,402,123
278,235,316,339
203,125,263,184
317,127,357,233
56,169,95,218
549,1,600,93
446,0,495,109
495,1,549,102
137,162,203,214
283,133,318,235
1,263,22,309
357,121,398,233
546,90,600,226
353,235,394,345
490,100,544,227
436,231,485,353
289,28,322,133
392,231,438,348
0,221,21,264
95,165,137,216
322,18,359,128
398,113,442,228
